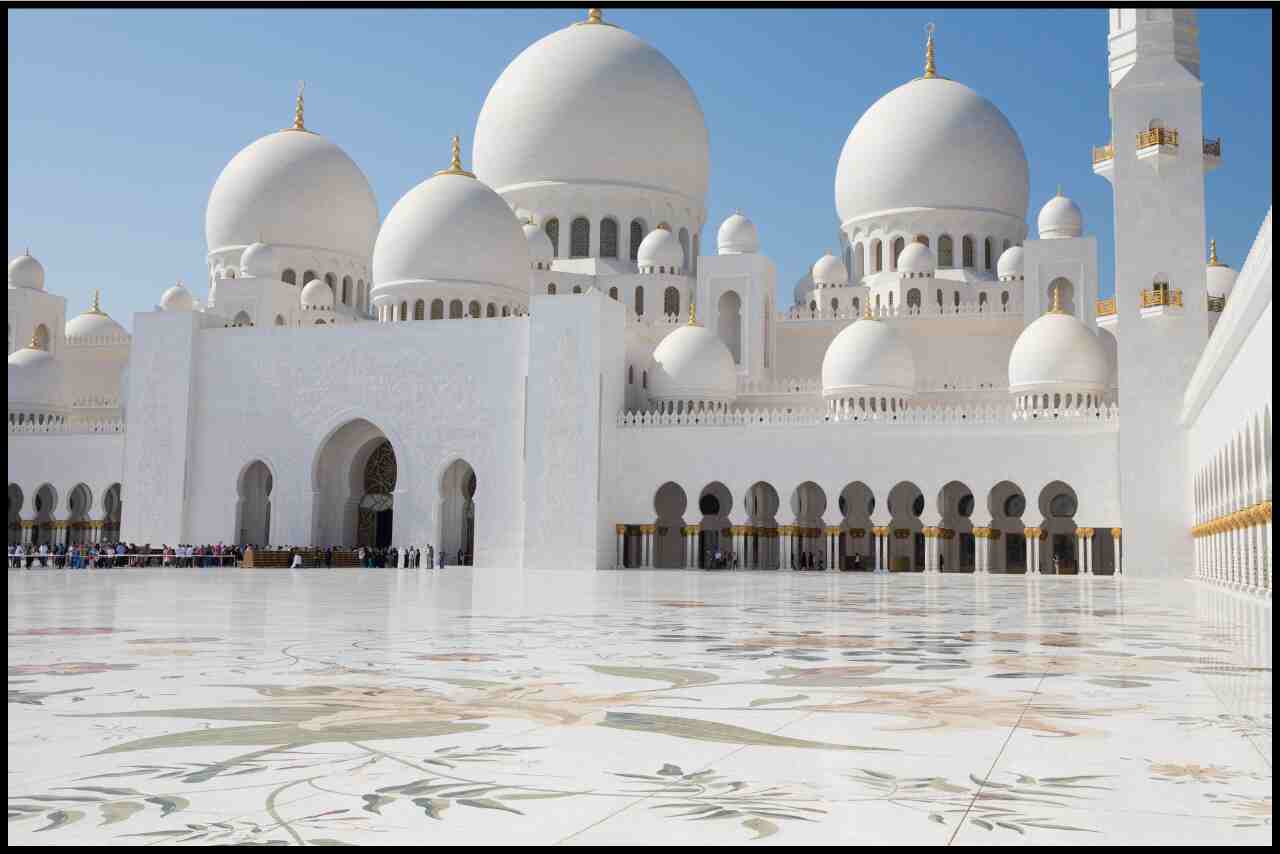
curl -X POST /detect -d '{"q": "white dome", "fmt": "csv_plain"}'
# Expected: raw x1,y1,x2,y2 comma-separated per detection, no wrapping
1037,192,1083,239
473,12,709,205
835,77,1028,228
7,346,68,411
206,129,378,260
372,170,529,294
1008,308,1109,395
822,317,917,399
996,245,1025,281
160,282,195,312
649,323,737,404
1206,242,1237,299
717,212,759,254
8,252,45,290
239,241,279,279
65,310,127,341
523,222,554,263
812,252,848,286
897,241,935,277
300,278,334,309
793,272,814,306
637,227,683,271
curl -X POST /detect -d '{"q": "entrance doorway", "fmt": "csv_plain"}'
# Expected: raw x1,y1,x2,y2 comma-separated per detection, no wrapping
440,459,476,565
358,441,396,548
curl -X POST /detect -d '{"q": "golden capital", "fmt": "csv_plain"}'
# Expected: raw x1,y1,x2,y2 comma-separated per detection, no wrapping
1110,527,1122,538
615,524,627,535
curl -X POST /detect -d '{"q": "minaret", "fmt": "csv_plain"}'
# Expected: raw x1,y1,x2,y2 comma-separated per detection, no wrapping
1102,8,1211,578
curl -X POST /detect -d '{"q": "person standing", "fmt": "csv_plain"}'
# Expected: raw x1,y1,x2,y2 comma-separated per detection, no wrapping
427,545,434,569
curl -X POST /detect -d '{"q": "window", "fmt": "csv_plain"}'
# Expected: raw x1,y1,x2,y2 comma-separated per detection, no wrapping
431,299,444,319
544,218,559,257
501,305,510,317
357,280,366,311
608,286,618,301
634,286,645,316
642,370,648,390
303,270,317,284
938,235,954,268
325,272,336,289
962,236,975,268
831,297,839,314
892,237,905,271
342,276,352,305
468,300,481,318
678,227,690,272
872,240,882,272
449,299,463,319
486,303,496,317
936,288,943,308
629,219,645,261
282,269,297,285
1003,239,1011,253
916,234,930,248
851,297,860,315
628,365,634,384
907,288,921,308
600,218,618,258
852,243,864,280
984,238,993,270
979,292,988,309
414,299,425,320
399,301,408,321
1001,291,1009,310
547,283,556,295
664,286,680,316
572,285,582,294
953,291,960,308
1003,494,1026,517
570,217,590,258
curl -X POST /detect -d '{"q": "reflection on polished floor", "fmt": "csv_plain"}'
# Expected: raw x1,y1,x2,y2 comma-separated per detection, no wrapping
7,569,1272,846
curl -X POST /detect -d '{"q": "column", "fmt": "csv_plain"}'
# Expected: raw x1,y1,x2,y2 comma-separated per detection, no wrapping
826,527,838,570
1111,528,1122,576
1076,529,1088,576
1263,502,1273,596
615,524,625,569
973,528,986,573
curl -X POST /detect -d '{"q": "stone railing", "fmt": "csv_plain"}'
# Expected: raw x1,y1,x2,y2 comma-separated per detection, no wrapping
1141,287,1183,308
1092,143,1114,164
65,333,130,347
1137,127,1178,149
737,377,822,395
781,300,1021,322
1096,297,1116,317
618,401,1119,429
9,416,125,435
71,396,121,409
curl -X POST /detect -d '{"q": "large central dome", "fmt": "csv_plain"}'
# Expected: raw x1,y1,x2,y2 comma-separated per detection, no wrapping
834,77,1028,227
472,12,710,205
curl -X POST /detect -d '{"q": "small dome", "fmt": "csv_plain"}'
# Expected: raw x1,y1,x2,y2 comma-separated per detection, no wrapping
239,242,278,278
637,227,683,271
821,317,917,399
812,252,848,286
1008,302,1109,396
160,282,195,312
8,252,45,290
66,312,127,341
793,271,814,306
301,277,334,309
1037,192,1083,239
523,222,554,263
717,212,759,254
649,322,737,404
1206,240,1237,300
897,241,935,277
7,345,68,411
996,245,1024,281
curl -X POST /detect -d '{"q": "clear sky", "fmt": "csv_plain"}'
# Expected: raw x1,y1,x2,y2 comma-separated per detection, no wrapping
7,6,1273,328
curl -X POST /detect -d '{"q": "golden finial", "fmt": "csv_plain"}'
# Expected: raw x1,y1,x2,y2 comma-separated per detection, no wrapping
688,298,697,326
1208,239,1225,267
29,331,43,350
287,80,308,132
1048,284,1066,314
587,8,602,24
923,23,937,78
1056,184,1063,197
88,289,105,315
863,301,874,320
434,135,476,178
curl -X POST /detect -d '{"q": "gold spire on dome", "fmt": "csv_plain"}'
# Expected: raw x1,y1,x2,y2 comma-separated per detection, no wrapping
434,135,476,178
284,81,313,133
688,298,698,326
29,331,43,350
922,23,938,78
87,289,105,315
1048,284,1067,314
1208,239,1225,267
574,8,616,28
863,301,874,320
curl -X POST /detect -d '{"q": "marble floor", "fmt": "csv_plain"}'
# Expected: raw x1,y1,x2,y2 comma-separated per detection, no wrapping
7,568,1272,846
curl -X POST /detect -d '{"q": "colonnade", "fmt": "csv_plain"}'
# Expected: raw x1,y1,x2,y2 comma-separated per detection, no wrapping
1191,500,1271,597
12,518,115,547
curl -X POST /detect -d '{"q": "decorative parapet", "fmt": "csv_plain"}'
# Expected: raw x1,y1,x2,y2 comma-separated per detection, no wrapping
737,376,1007,395
780,299,1022,323
737,376,822,395
1191,501,1271,537
72,396,121,409
1141,287,1182,308
1137,127,1178,149
65,333,130,347
1096,297,1116,317
617,400,1119,429
8,416,125,435
1092,143,1114,164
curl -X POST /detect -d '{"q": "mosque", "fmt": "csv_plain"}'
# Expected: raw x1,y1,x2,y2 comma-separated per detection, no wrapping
6,9,1272,590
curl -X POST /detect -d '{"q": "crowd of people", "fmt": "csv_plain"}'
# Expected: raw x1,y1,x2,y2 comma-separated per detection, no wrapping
701,548,890,572
7,541,472,570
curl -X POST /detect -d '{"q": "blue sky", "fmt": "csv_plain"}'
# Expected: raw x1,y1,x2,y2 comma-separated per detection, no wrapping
7,7,1272,327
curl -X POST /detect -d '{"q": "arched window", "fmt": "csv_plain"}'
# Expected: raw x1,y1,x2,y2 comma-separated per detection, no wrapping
547,283,557,295
810,300,817,313
979,292,988,309
449,299,463,319
414,299,425,320
325,272,336,290
570,217,590,258
984,238,993,270
962,236,975,268
342,276,352,305
953,291,960,309
486,303,496,317
831,297,839,314
303,270,318,284
874,294,880,311
936,288,943,308
642,370,648,390
281,269,297,285
634,286,645,316
315,319,327,325
852,243,864,280
468,300,481,318
628,365,634,385
872,240,883,272
1003,239,1011,253
234,311,252,326
938,235,954,268
608,286,618,301
892,237,905,271
1001,291,1009,310
600,218,618,258
678,227,690,272
544,218,560,257
32,323,50,350
357,280,366,311
907,288,921,308
431,299,444,319
572,285,582,294
629,219,645,261
501,305,510,317
916,234,930,248
851,297,860,315
399,301,408,321
664,286,680,316
888,292,894,308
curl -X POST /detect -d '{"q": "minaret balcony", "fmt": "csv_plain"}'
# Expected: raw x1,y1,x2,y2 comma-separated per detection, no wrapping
1095,297,1117,331
1140,286,1183,319
1136,127,1179,173
1091,143,1114,180
1202,137,1222,173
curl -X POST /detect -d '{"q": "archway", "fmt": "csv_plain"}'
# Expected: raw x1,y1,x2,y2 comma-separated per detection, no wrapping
1038,481,1079,573
67,483,93,545
987,480,1027,573
33,483,57,546
838,481,875,570
1048,277,1075,314
744,481,780,569
102,484,122,542
440,459,476,566
717,291,742,365
235,461,273,546
696,482,732,568
653,481,687,568
887,481,924,572
936,481,975,572
789,481,827,569
8,484,23,545
312,419,397,548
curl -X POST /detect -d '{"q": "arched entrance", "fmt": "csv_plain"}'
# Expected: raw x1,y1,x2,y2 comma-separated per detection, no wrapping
33,484,57,546
8,484,23,545
102,484,122,543
67,483,93,545
439,459,476,565
936,480,975,572
235,461,273,546
789,481,827,569
838,481,875,570
312,419,397,548
696,482,732,568
887,481,924,572
744,481,780,569
987,480,1027,573
717,291,742,365
1038,481,1079,573
653,481,687,568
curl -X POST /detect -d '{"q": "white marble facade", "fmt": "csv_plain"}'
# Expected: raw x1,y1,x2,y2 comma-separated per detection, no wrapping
6,9,1273,590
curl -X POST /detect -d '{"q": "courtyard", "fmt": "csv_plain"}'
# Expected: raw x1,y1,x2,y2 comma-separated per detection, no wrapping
7,569,1272,846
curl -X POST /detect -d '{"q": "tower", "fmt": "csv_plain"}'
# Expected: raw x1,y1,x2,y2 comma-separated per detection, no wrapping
1099,9,1213,576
